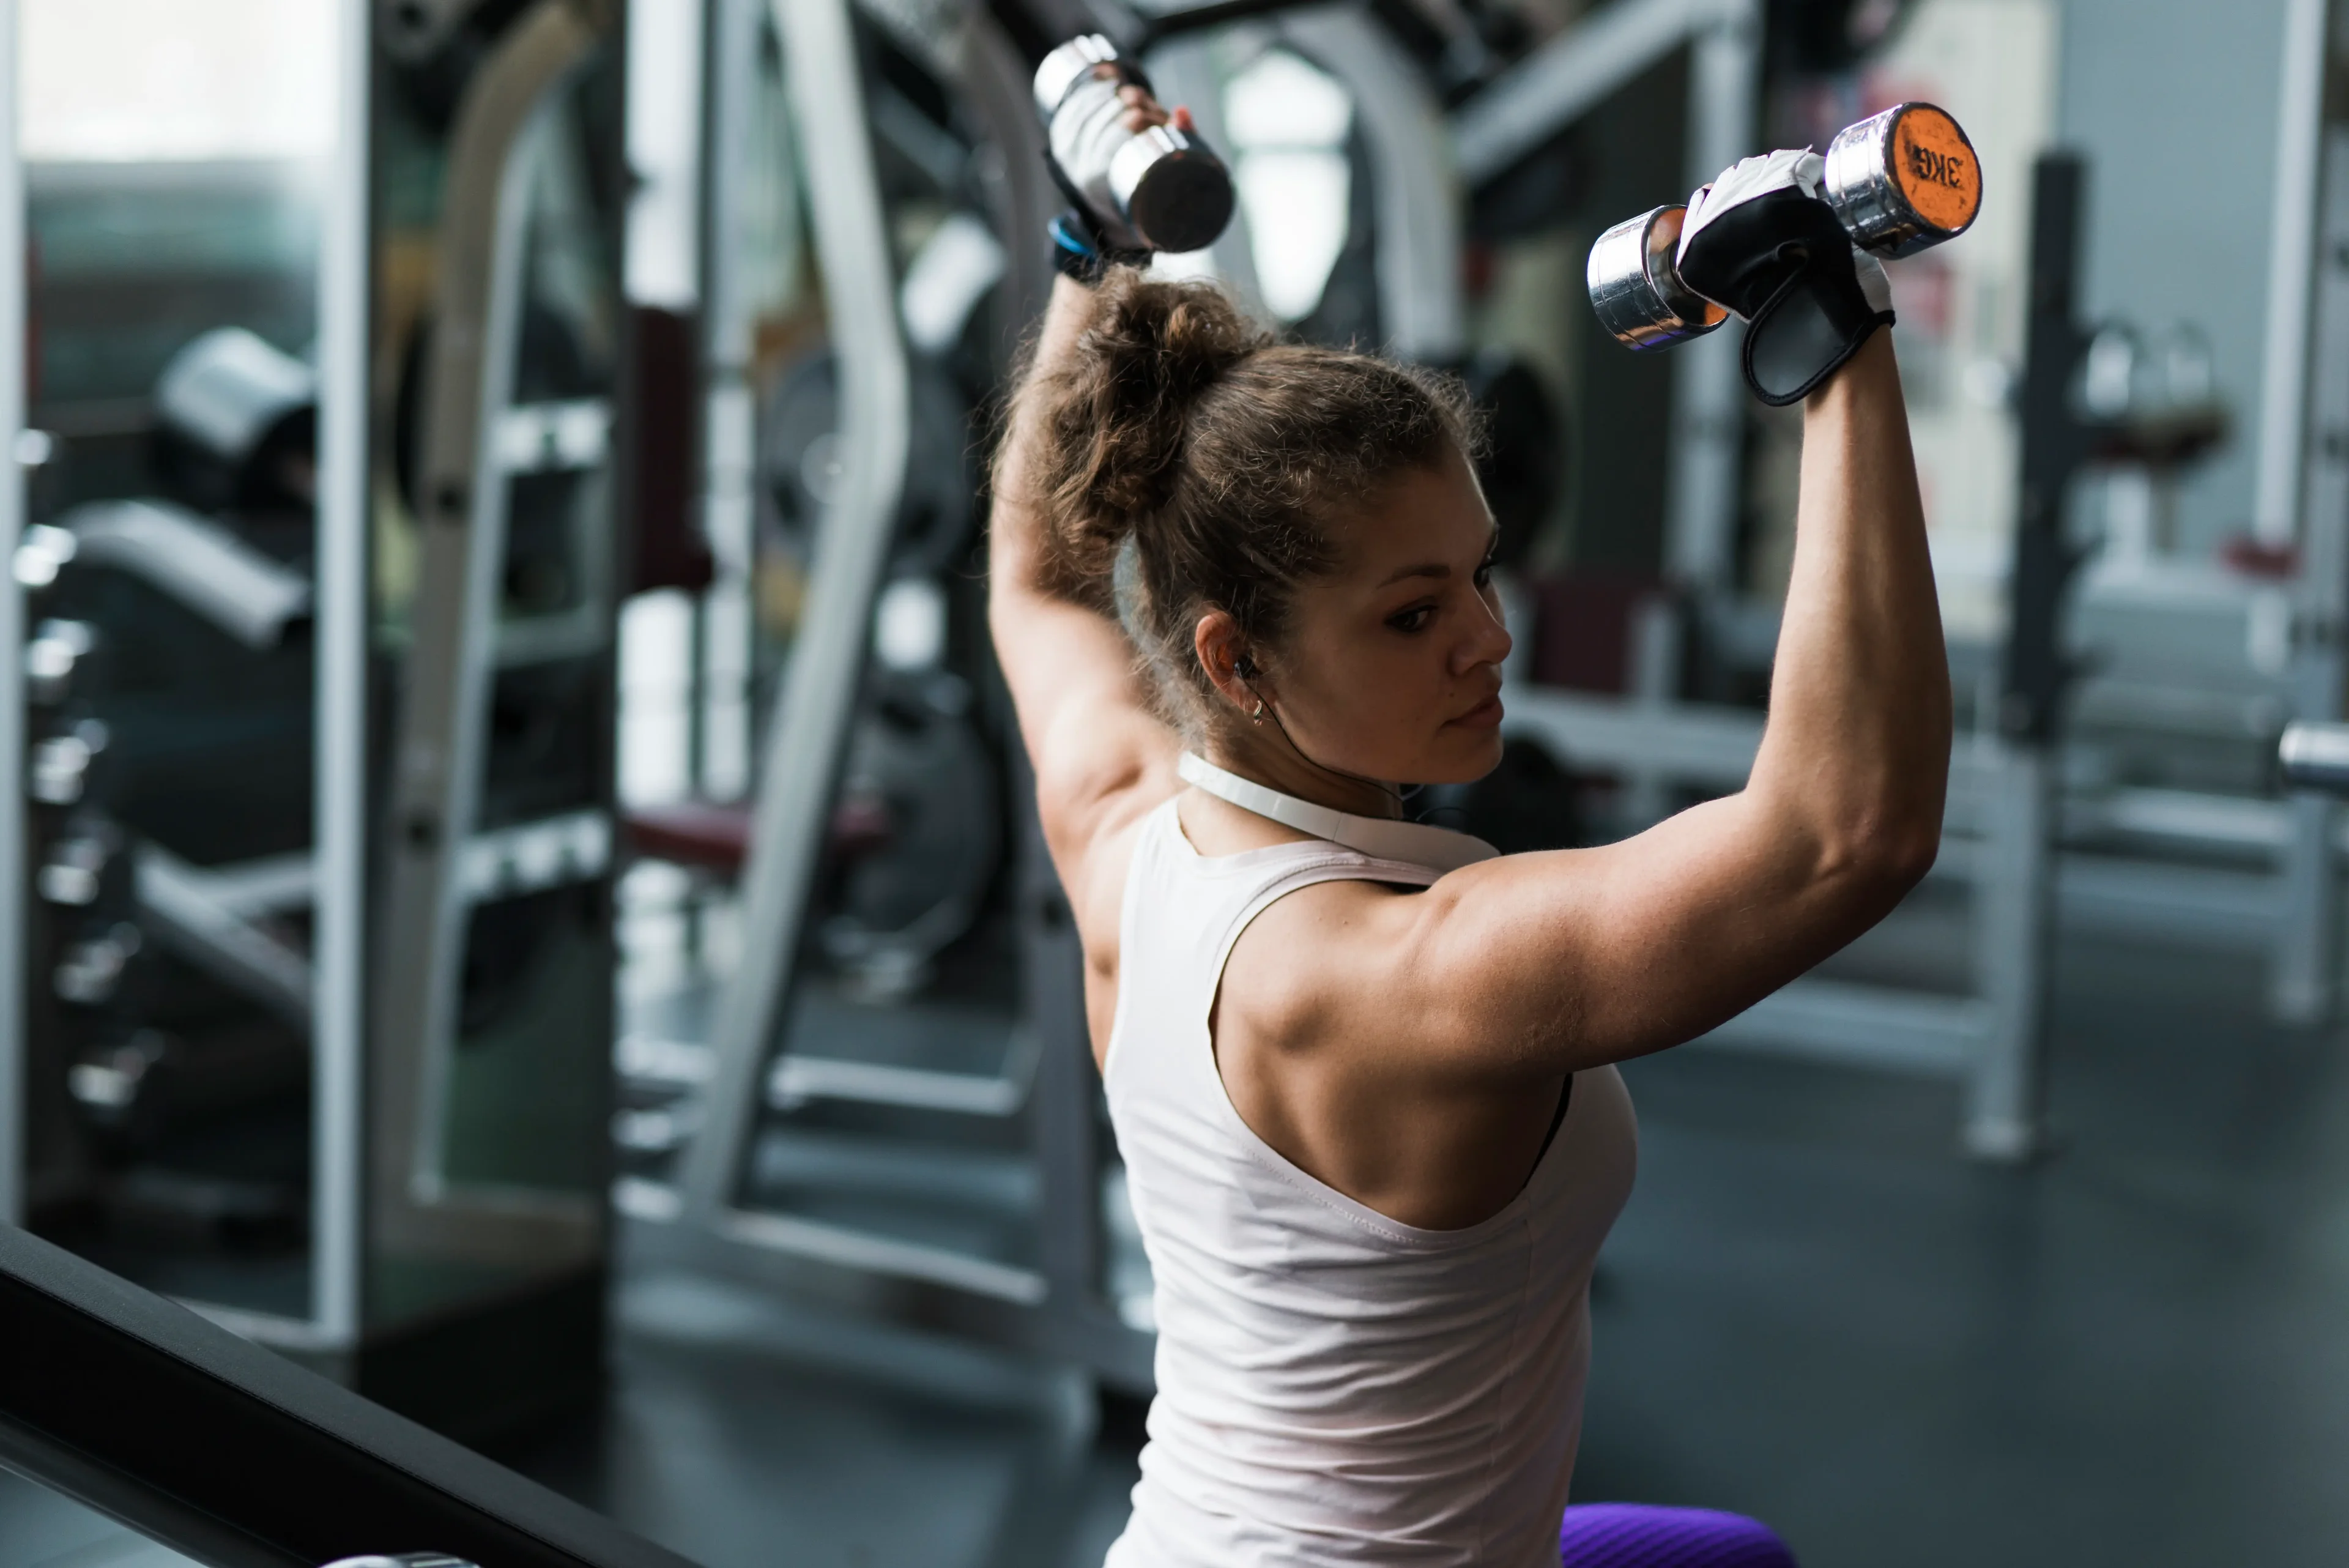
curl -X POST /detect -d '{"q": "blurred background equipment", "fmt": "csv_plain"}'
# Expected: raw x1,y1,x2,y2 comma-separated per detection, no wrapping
6,1,2349,1567
2,0,631,1442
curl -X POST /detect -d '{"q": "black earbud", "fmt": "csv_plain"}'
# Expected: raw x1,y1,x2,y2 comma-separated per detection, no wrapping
1234,653,1258,680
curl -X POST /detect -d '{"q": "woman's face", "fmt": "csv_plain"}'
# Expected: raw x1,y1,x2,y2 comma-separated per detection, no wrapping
1252,449,1513,787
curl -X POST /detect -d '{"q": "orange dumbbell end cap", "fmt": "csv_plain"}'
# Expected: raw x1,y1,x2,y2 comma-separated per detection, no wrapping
1888,104,1981,236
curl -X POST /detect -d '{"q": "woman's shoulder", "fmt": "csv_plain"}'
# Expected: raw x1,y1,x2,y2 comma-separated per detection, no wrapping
1216,873,1427,1030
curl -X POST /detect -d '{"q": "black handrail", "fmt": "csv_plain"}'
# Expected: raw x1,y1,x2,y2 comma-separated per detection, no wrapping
985,0,1321,62
0,1225,700,1568
1129,0,1318,46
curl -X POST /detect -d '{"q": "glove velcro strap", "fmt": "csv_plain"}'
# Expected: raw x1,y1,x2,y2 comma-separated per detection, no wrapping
1049,209,1150,284
1677,188,1894,405
1740,250,1895,406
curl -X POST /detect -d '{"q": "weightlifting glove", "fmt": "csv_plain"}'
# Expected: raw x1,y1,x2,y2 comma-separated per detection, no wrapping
1676,149,1895,406
1050,204,1151,284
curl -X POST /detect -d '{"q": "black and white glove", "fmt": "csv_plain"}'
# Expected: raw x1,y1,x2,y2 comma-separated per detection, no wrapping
1676,149,1895,405
1048,204,1151,284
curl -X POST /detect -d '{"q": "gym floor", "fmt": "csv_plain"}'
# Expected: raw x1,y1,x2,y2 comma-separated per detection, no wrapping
12,918,2340,1567
499,912,2349,1568
488,909,2349,1568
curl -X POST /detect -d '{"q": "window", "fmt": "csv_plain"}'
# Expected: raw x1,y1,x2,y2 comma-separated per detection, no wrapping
1222,48,1353,323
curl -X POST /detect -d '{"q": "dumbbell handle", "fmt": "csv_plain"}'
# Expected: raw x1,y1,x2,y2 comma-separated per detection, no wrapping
1589,102,1982,352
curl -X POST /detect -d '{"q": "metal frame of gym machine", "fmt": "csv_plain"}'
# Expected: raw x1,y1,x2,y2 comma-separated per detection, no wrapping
614,0,1167,1388
1,0,628,1427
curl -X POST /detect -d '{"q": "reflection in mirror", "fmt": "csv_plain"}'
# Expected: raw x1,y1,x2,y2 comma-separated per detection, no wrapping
16,0,332,1323
727,9,1038,1288
613,0,825,1190
608,0,1108,1322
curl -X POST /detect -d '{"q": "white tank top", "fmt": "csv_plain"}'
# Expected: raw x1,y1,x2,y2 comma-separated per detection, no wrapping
1101,797,1639,1568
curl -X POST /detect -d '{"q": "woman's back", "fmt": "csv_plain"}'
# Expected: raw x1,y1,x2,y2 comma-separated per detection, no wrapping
1104,801,1638,1567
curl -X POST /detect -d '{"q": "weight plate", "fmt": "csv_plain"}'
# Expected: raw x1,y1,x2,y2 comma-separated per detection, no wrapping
818,672,1000,992
759,352,977,580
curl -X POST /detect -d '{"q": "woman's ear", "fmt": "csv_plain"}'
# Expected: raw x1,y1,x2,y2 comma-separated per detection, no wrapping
1193,609,1258,715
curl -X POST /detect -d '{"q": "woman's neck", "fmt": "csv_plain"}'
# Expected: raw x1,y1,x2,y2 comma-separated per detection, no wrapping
1199,729,1402,820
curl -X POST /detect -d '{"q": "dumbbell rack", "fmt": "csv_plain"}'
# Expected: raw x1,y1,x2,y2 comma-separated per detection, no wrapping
0,0,629,1439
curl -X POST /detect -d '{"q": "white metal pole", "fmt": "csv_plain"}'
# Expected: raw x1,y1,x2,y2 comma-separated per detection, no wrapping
2255,0,2332,1027
2273,122,2349,1023
1964,740,2054,1162
311,0,373,1344
0,0,26,1228
2252,0,2330,546
1663,0,1757,592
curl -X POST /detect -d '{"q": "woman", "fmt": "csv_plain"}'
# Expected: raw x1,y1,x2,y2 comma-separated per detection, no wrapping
991,84,1950,1568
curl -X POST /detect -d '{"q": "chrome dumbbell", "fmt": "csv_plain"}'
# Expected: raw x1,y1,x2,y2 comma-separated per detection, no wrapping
1034,34,1234,255
1588,102,1984,351
2281,722,2349,796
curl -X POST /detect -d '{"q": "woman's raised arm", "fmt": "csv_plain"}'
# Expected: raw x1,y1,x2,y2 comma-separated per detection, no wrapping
1312,332,1952,1079
988,275,1179,932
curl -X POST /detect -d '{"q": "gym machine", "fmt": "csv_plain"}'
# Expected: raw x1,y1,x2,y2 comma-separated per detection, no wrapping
604,0,1167,1384
1,0,634,1438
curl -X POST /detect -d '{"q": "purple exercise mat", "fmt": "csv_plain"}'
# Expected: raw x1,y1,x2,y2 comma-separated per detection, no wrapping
1559,1503,1798,1568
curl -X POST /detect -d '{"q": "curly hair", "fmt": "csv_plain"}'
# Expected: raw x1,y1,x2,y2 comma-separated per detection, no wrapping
1001,269,1479,737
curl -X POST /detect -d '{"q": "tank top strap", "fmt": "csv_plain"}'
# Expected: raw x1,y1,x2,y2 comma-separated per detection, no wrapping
1105,800,1441,1093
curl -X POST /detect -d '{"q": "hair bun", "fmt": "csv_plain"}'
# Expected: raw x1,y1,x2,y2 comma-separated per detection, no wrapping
1092,269,1258,421
1042,272,1266,580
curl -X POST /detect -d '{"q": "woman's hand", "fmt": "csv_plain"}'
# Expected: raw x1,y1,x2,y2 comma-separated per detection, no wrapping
1106,73,1193,136
1049,73,1200,273
1675,149,1898,404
